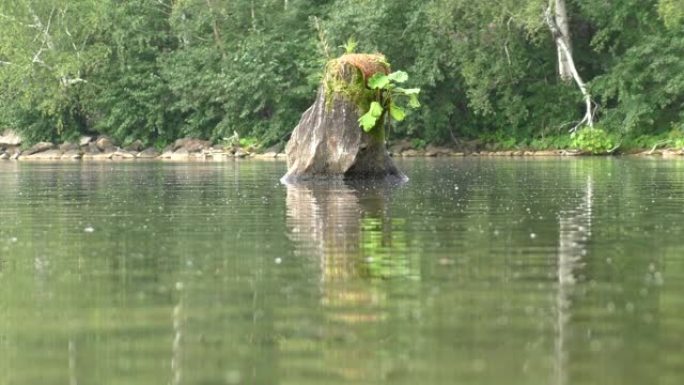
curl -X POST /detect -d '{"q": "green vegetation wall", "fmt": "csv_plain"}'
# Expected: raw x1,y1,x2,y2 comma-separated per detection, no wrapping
1,0,683,148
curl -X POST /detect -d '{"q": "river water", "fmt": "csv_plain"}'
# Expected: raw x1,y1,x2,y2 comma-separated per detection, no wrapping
0,158,682,385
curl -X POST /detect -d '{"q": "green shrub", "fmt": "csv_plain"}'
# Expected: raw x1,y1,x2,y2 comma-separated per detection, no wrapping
528,134,574,150
571,127,617,154
239,137,260,149
478,130,517,150
410,138,427,149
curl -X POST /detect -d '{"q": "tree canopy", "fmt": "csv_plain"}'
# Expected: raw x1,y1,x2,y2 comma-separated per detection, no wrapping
1,0,683,149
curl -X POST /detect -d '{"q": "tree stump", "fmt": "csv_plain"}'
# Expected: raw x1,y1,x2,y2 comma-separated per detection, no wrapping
281,54,407,183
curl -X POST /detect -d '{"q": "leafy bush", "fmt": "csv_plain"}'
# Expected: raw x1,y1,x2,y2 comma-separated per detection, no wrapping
239,137,260,149
528,134,574,150
478,130,517,150
571,127,618,154
410,138,427,149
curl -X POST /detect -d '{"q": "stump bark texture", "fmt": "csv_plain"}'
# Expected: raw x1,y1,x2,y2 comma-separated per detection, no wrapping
281,88,406,182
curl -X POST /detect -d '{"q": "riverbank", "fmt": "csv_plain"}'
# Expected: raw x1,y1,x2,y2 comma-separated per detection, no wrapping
2,135,684,161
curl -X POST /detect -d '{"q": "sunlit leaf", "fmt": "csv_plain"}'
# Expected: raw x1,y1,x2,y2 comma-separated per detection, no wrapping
389,102,406,121
408,94,421,108
368,73,389,89
395,87,421,95
369,101,383,117
359,101,384,131
359,112,378,131
388,71,408,83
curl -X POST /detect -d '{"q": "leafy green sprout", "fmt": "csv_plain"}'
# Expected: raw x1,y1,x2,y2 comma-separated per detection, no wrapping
358,71,421,132
339,36,358,54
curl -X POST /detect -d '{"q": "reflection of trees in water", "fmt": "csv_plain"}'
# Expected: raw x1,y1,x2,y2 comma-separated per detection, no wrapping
68,338,78,385
555,175,592,385
171,285,184,385
285,181,417,380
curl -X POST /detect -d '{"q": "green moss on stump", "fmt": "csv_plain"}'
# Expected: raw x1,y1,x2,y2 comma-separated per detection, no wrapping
323,53,390,139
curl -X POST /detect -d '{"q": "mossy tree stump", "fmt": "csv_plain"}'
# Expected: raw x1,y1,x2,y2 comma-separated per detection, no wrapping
281,53,407,183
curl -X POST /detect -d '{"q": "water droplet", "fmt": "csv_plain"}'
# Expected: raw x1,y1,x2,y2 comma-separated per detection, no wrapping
225,370,242,384
472,359,486,372
653,272,664,286
589,340,602,352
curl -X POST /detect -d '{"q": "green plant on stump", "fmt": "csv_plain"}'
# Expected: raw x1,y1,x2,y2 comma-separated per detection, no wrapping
323,53,420,138
571,127,617,154
359,71,421,132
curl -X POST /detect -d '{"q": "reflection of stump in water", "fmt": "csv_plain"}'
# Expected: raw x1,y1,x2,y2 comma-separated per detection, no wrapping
285,181,407,381
286,182,403,284
287,184,364,281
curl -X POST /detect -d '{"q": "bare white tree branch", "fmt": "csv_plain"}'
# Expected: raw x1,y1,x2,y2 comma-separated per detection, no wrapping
60,77,87,87
545,2,594,130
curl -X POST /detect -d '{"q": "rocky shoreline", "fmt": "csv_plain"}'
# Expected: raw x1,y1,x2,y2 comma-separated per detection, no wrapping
0,135,288,161
1,134,684,162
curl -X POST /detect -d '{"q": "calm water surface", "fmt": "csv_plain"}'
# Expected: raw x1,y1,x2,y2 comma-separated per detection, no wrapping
0,158,683,385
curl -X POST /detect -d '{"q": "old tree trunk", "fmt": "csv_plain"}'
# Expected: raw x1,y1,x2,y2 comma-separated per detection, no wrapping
281,54,406,183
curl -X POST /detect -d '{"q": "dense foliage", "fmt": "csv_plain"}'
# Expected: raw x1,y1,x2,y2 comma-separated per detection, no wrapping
1,0,683,149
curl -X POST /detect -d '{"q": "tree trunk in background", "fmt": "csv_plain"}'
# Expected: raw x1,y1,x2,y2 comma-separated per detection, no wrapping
555,0,573,81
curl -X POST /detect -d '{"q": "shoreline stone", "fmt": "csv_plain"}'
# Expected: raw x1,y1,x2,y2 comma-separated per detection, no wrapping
124,139,144,152
137,148,160,158
23,142,55,156
22,149,64,160
79,136,93,146
61,149,83,160
95,136,116,152
59,142,80,152
0,130,22,146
